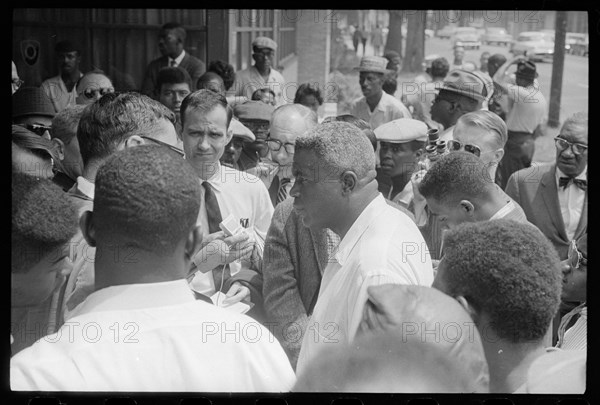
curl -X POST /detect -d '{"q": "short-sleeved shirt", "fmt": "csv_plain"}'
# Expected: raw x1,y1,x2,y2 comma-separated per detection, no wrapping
350,91,412,130
228,65,286,106
505,82,547,134
41,74,82,113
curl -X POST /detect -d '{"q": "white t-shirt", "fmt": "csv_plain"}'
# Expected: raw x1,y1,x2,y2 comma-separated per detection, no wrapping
11,280,295,392
505,82,547,133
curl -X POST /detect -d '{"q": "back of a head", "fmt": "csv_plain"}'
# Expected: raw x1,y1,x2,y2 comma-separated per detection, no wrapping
207,60,236,91
295,121,375,180
487,54,507,76
382,74,398,95
12,171,78,275
295,285,489,393
419,151,493,205
157,66,193,91
439,219,563,343
180,89,232,128
94,145,201,256
456,110,508,149
77,92,176,166
196,71,225,93
51,104,87,144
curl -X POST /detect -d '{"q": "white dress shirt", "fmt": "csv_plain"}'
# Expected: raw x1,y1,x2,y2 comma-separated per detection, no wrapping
190,163,274,295
11,280,295,392
350,91,412,130
295,194,434,375
168,50,186,67
556,166,587,240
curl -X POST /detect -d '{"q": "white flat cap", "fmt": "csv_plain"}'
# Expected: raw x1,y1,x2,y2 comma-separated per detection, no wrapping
374,118,428,143
229,118,256,142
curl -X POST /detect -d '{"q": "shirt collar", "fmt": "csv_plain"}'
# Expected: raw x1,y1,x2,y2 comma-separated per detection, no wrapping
169,50,186,66
76,176,95,199
489,199,515,221
197,161,224,192
555,165,588,184
69,279,196,317
334,194,386,265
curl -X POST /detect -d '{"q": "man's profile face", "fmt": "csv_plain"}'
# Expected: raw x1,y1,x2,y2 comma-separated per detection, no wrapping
555,126,588,177
453,122,501,167
159,83,191,115
290,149,341,230
182,105,231,172
158,29,180,57
425,197,470,230
379,141,421,178
58,51,80,75
359,72,384,98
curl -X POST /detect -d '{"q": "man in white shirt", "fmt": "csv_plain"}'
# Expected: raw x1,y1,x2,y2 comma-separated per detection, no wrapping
41,40,83,113
228,36,286,106
181,90,274,320
11,145,295,392
292,121,434,375
266,103,318,207
350,56,412,130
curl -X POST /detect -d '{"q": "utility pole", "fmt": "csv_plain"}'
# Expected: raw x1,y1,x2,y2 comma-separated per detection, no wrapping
548,11,567,128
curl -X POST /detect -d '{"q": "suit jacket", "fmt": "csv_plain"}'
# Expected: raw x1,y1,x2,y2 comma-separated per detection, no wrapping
505,163,587,259
141,52,206,98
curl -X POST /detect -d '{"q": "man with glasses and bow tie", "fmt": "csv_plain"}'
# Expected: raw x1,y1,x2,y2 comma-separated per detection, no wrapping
505,111,587,261
266,104,318,207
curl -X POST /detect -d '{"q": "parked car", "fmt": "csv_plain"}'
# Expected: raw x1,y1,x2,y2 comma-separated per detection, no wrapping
510,31,554,62
482,27,513,46
451,27,481,49
436,25,457,39
566,32,588,55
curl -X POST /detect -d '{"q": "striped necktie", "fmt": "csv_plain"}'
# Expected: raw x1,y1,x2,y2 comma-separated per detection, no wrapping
277,178,291,205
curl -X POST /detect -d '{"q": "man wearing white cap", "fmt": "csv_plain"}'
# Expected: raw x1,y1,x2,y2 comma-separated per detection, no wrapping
350,56,412,130
220,118,255,170
229,36,286,106
374,118,428,205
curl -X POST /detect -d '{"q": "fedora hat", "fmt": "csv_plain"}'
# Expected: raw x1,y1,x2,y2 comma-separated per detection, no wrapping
440,69,492,103
354,56,391,74
516,60,538,79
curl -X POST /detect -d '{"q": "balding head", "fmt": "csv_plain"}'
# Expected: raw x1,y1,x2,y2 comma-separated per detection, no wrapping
269,103,318,168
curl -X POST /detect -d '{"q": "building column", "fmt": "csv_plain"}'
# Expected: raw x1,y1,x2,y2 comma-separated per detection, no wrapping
295,10,332,99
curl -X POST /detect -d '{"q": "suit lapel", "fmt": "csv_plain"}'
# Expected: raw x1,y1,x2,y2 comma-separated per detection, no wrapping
541,165,568,242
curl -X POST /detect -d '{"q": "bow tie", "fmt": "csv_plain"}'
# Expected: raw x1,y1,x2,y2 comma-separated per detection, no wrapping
559,177,587,191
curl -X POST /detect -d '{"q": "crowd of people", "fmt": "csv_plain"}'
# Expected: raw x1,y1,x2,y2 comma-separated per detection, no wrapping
11,22,587,394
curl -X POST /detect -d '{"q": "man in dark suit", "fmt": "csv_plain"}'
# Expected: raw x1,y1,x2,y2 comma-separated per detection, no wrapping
141,22,206,99
505,112,587,260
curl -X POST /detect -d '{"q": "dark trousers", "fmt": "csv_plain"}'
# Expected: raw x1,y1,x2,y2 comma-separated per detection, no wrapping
496,131,535,190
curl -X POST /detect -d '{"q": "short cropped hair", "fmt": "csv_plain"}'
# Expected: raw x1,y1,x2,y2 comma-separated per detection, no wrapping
180,89,233,128
430,57,450,78
156,66,193,91
207,60,236,91
75,69,113,94
93,145,201,255
293,83,324,105
440,219,563,343
271,103,318,128
382,74,398,95
50,104,87,144
560,111,588,138
456,110,508,149
77,92,176,166
419,151,493,205
161,22,186,42
197,72,225,93
322,115,375,151
12,172,78,273
295,121,375,180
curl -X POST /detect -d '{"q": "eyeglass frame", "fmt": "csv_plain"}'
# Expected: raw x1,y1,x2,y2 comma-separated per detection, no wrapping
140,136,185,157
266,137,295,154
554,136,588,156
80,87,115,100
447,140,482,157
568,239,587,270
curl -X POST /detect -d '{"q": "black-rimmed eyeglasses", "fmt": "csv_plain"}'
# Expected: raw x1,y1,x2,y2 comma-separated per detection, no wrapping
447,140,482,157
266,138,295,154
554,137,587,156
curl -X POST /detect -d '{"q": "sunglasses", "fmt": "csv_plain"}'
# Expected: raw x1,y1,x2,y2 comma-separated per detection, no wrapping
18,123,52,137
81,87,115,100
447,140,481,157
554,137,588,156
568,239,587,270
140,136,184,157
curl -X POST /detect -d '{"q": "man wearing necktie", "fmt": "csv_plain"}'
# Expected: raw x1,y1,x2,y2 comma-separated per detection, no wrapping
181,89,274,318
505,112,588,345
266,104,318,207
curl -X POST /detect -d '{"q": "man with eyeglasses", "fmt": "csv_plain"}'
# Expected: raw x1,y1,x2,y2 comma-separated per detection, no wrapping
41,40,84,113
505,111,587,261
228,36,285,106
75,70,115,106
266,104,318,208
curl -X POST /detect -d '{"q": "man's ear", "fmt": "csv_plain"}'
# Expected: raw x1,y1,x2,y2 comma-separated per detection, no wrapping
340,171,358,194
493,148,505,163
123,135,144,149
459,200,475,216
456,295,480,324
185,224,203,261
51,138,65,160
80,211,96,247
